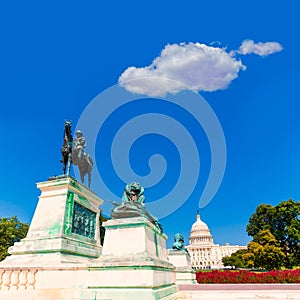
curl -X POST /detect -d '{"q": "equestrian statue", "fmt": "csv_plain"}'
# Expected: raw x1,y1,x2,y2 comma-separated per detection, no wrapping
61,120,93,188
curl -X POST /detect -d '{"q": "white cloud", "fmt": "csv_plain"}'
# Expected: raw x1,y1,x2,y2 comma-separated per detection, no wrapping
238,40,283,56
119,42,246,97
119,40,283,97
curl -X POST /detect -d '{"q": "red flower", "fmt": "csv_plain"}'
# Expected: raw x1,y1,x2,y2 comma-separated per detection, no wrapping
196,269,300,284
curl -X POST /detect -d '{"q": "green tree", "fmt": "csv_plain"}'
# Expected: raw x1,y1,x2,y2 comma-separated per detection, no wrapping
246,204,275,237
222,249,248,268
246,199,300,268
99,212,109,246
0,216,29,261
247,229,286,270
242,251,255,268
274,200,300,267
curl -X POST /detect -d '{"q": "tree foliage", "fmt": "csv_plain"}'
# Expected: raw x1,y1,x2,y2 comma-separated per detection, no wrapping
247,229,286,270
0,216,29,261
99,212,109,246
246,199,300,268
222,230,286,270
222,249,248,268
224,199,299,270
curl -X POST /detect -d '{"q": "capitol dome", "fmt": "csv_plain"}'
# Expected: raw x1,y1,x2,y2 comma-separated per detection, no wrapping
189,213,213,245
187,212,247,270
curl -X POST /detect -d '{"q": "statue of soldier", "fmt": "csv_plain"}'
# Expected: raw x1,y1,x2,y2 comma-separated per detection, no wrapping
73,130,87,160
71,129,93,187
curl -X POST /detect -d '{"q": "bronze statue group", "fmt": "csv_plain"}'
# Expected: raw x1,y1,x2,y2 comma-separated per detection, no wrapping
60,121,188,249
61,120,93,187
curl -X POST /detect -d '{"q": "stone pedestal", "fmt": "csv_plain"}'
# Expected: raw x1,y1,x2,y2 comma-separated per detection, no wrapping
0,176,105,299
0,177,178,299
1,175,103,267
168,250,196,285
84,217,178,299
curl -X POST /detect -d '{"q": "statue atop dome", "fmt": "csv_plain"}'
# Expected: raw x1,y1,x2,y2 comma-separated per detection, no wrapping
191,212,210,232
189,211,213,246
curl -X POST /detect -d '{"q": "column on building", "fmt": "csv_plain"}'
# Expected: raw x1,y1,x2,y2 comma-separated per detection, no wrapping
187,213,247,270
186,213,214,270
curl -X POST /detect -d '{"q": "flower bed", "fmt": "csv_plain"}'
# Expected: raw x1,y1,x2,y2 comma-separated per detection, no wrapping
196,269,300,284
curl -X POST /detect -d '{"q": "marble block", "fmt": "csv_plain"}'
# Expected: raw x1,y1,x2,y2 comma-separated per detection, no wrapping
168,249,197,285
86,216,178,299
2,175,103,266
0,178,179,299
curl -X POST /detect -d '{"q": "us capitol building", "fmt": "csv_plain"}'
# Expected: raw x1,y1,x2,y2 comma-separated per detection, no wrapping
186,213,247,270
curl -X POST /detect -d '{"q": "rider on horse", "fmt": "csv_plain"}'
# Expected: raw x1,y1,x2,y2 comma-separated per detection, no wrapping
61,122,93,187
73,130,92,167
74,130,86,160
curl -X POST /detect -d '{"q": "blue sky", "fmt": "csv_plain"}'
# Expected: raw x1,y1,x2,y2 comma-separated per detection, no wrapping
1,1,299,248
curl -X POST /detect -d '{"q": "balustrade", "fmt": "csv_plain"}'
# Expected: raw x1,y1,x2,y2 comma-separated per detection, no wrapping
0,269,37,290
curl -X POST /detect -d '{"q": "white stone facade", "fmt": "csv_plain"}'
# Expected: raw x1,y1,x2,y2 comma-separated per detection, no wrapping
186,214,247,270
0,176,178,299
167,250,196,285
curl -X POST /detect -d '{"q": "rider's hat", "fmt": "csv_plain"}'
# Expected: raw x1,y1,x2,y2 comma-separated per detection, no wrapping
76,130,83,136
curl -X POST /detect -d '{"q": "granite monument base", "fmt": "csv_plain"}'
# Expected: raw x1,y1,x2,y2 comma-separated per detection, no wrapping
0,177,178,299
0,176,103,299
167,250,196,285
85,216,178,299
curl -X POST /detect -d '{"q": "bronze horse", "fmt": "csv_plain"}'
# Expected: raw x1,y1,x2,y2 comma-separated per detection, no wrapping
61,121,93,188
61,120,73,175
72,146,93,188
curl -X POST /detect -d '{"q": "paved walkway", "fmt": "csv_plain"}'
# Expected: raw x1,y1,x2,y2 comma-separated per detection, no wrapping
177,284,300,299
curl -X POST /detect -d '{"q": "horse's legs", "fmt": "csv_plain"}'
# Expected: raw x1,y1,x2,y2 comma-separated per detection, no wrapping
80,170,84,184
66,157,69,175
62,157,66,175
88,170,91,188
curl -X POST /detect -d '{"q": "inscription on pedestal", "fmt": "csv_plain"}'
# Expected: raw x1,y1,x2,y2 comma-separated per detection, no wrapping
71,202,96,239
